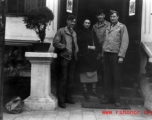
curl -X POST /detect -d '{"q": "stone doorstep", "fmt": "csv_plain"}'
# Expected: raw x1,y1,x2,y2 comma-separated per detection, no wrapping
72,94,144,105
71,86,144,105
72,86,142,97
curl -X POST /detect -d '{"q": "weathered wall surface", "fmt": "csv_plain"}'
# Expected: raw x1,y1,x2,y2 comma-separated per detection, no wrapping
5,0,58,46
140,0,152,73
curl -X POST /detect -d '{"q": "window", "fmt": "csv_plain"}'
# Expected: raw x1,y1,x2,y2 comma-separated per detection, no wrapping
24,0,46,12
7,0,25,14
7,0,46,14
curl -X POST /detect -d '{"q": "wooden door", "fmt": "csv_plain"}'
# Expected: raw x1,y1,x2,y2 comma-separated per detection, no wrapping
121,0,142,87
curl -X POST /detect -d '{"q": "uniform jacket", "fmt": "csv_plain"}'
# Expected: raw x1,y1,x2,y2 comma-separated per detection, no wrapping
103,22,129,58
92,20,110,52
53,26,79,61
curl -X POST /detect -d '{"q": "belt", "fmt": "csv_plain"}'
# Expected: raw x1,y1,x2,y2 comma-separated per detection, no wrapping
104,49,113,52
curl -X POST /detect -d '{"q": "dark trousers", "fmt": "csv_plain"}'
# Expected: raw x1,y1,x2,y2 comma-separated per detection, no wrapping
103,52,122,102
58,57,75,104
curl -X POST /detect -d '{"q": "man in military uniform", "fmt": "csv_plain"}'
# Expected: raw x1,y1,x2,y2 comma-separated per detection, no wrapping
92,9,110,93
53,15,78,108
92,9,110,57
101,10,129,107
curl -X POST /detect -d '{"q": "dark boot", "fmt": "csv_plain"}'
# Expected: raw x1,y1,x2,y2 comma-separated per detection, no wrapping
100,95,115,104
58,102,66,108
83,89,89,99
92,88,99,97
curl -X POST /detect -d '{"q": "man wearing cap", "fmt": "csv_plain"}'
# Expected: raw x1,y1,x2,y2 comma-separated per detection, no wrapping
101,10,129,107
92,9,110,58
92,9,110,94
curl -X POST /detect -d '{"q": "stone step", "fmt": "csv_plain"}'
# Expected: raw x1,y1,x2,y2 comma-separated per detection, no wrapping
72,86,144,105
73,86,142,97
72,95,144,105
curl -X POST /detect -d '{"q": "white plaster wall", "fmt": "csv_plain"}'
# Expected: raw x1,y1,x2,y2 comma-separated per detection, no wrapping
5,17,39,41
46,0,58,41
141,0,152,42
140,0,152,73
5,0,58,45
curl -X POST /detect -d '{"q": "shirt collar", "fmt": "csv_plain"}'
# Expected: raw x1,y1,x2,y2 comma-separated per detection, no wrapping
95,20,107,28
107,22,121,32
111,22,118,27
64,26,75,36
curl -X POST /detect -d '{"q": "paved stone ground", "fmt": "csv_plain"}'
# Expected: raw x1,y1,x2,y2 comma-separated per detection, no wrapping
3,103,152,120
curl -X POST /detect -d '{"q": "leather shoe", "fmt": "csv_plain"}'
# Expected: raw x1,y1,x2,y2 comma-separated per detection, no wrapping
65,100,75,104
100,95,109,104
83,90,89,99
100,95,115,104
115,102,121,107
58,103,66,108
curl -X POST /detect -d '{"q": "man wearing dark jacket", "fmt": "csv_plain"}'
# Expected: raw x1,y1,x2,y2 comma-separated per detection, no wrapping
53,15,78,108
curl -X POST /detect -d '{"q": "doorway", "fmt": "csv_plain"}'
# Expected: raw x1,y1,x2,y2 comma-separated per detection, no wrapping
58,0,142,95
76,0,141,87
77,0,124,30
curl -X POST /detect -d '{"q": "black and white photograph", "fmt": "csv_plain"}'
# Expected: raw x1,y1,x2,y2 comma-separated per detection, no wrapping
66,0,73,13
0,0,152,120
129,0,136,16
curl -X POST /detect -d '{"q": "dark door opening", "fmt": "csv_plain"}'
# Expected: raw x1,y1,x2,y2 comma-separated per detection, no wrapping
77,0,124,30
75,0,142,89
58,0,142,95
74,0,126,95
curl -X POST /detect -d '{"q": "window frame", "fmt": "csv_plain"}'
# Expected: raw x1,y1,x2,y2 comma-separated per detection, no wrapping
5,0,46,16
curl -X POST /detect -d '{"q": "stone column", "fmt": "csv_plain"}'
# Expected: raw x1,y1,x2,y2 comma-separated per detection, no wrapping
140,60,152,111
24,52,57,111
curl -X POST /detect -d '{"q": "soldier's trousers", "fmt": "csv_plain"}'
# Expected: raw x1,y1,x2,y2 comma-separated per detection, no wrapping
103,52,122,102
57,57,75,104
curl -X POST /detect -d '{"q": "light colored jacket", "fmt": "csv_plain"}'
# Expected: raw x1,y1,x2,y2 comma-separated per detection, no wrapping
103,22,129,58
92,21,110,46
53,26,79,60
92,20,110,52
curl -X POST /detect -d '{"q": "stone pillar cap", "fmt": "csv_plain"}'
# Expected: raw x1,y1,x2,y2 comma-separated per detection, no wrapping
25,52,57,58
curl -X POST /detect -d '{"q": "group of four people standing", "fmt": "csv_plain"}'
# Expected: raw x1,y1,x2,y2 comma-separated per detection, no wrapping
53,9,129,108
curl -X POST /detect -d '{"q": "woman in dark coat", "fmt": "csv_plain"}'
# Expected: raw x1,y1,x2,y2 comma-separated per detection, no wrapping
78,18,99,98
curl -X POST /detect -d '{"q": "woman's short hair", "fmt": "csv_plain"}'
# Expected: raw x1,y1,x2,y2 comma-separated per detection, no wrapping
83,17,91,23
